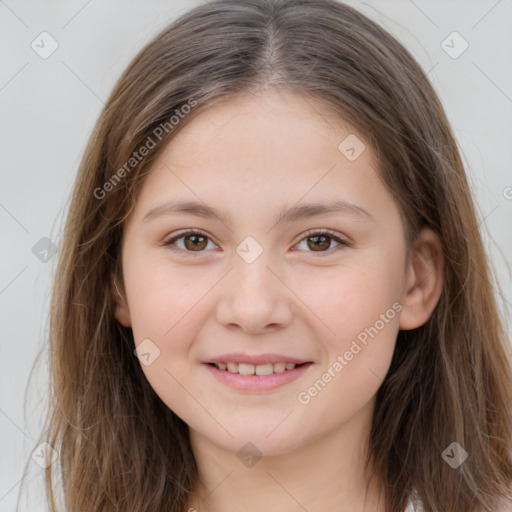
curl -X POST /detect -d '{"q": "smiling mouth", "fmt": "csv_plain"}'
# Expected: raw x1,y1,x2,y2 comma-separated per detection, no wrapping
207,361,310,375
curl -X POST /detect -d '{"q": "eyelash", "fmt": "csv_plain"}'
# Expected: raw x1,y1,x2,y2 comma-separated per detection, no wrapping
162,228,351,257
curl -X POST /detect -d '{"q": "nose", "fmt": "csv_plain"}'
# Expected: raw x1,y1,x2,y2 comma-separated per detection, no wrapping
214,253,293,335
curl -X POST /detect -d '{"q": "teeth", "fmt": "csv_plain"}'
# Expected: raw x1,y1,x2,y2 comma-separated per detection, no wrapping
227,362,238,373
238,363,254,375
213,362,298,373
273,362,286,373
255,363,273,375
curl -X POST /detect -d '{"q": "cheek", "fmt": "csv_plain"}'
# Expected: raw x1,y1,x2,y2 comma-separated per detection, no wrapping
301,257,402,390
125,252,211,338
125,268,212,425
123,256,209,383
301,257,403,340
296,276,400,429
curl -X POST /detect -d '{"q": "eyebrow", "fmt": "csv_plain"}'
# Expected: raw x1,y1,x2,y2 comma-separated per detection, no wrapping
142,199,373,226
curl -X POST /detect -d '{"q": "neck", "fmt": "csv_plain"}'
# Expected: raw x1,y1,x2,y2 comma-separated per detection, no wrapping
186,399,385,512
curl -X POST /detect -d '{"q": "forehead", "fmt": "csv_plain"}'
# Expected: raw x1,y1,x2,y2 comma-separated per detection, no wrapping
141,91,379,194
163,90,361,166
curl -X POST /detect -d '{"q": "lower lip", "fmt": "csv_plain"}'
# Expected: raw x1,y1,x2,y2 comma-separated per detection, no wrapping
203,362,313,391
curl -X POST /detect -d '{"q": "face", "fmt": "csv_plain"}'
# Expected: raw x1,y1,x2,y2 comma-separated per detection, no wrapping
114,90,433,457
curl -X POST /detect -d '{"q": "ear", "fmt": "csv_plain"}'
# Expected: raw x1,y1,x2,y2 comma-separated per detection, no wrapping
112,274,132,328
399,227,444,330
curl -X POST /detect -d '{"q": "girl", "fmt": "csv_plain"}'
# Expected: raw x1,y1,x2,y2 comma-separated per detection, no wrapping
27,0,512,511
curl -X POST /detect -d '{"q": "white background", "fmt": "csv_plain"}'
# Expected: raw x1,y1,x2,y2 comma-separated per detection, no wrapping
0,1,511,510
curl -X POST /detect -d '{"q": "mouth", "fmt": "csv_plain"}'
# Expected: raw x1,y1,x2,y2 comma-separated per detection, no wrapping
203,361,314,391
206,361,309,375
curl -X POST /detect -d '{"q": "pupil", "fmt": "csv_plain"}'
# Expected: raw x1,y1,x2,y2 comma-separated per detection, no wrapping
309,235,329,251
185,234,206,250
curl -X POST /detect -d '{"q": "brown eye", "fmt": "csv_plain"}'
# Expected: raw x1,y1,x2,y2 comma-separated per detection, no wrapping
183,233,208,251
294,230,348,255
306,235,332,252
163,230,216,254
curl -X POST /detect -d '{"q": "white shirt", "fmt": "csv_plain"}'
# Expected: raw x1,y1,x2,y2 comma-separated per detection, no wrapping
405,503,417,511
405,495,423,512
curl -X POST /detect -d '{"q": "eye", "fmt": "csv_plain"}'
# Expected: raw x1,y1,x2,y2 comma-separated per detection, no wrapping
293,229,350,256
162,229,350,256
163,229,217,254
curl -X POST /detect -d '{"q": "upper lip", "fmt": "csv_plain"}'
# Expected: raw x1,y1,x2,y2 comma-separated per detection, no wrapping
203,353,312,365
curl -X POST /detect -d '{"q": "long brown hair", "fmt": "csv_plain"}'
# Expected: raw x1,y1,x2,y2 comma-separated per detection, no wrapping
22,0,512,510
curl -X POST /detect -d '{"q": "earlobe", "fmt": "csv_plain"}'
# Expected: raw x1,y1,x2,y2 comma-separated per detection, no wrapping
112,275,132,328
399,227,444,331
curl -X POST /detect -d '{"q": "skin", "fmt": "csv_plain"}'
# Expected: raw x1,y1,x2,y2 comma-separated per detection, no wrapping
114,90,443,512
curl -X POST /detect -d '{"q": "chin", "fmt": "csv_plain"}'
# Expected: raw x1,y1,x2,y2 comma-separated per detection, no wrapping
206,425,305,458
